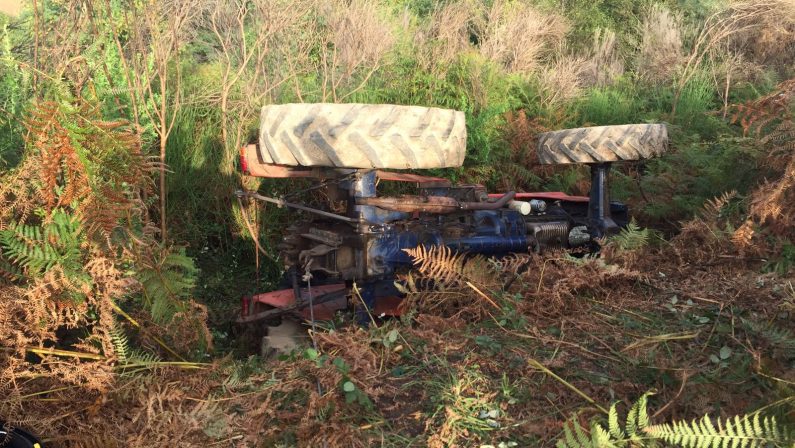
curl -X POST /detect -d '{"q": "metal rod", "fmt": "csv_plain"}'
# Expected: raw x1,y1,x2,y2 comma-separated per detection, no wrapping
235,288,348,324
236,190,358,223
459,191,516,210
356,191,517,214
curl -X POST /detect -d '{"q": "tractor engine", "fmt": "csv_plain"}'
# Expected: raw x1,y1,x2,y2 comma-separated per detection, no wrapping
248,168,628,286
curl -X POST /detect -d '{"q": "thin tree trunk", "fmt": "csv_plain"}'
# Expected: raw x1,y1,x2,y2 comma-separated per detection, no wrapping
32,0,39,89
160,74,168,241
220,85,230,175
722,70,731,119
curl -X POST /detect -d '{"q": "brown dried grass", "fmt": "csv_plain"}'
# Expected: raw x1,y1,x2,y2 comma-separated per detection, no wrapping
537,53,589,108
478,0,568,75
637,4,684,83
415,0,477,75
582,29,625,87
7,223,790,446
318,0,395,100
728,0,795,70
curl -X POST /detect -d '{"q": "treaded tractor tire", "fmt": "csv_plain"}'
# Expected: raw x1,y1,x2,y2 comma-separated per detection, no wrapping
537,123,668,164
257,103,467,169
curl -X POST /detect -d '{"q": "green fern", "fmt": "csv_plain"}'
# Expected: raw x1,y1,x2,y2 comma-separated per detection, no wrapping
110,324,161,371
0,209,85,276
645,414,789,448
136,247,198,324
0,209,91,301
559,419,614,448
0,255,23,281
558,391,654,448
110,325,131,363
557,392,793,448
610,219,652,252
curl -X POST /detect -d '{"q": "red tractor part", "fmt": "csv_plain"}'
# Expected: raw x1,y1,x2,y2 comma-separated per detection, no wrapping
240,284,404,323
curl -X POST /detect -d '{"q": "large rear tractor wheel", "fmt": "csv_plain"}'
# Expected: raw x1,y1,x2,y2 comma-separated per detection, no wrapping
257,103,467,169
537,123,668,164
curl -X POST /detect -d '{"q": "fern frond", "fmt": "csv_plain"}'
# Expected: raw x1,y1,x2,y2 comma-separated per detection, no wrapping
610,219,651,252
110,325,130,363
644,413,790,448
111,322,161,372
559,419,593,448
0,209,88,298
403,245,493,288
489,253,534,276
701,191,738,223
558,418,620,448
608,402,625,440
136,247,198,324
558,392,792,448
126,349,161,366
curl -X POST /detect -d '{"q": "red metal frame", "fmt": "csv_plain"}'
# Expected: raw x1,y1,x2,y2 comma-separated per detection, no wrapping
244,144,587,202
244,283,404,320
241,144,452,186
247,284,346,320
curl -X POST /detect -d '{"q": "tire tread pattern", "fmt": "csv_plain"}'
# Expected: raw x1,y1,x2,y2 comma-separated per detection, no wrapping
537,124,668,164
258,103,466,169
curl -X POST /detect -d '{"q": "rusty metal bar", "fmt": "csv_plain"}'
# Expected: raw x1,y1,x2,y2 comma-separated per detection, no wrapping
356,195,460,213
460,191,516,210
356,191,516,214
236,190,358,223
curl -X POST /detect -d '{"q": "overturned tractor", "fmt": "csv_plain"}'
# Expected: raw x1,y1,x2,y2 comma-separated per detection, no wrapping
236,103,667,329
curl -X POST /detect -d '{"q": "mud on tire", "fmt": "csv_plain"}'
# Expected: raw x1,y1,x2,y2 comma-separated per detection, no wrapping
257,103,467,169
537,123,668,164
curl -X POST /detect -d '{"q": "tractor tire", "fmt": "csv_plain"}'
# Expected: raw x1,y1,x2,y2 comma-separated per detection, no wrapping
537,123,668,164
257,103,467,169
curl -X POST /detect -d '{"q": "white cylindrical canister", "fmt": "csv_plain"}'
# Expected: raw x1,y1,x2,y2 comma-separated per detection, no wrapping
508,200,532,215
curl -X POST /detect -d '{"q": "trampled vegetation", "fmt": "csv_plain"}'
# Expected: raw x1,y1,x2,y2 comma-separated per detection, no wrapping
0,0,793,446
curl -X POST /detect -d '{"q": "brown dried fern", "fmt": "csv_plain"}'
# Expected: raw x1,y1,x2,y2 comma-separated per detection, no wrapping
731,78,795,247
403,245,495,289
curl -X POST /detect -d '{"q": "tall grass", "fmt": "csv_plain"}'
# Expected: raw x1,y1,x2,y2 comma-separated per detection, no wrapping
0,16,28,169
576,84,643,125
165,105,232,249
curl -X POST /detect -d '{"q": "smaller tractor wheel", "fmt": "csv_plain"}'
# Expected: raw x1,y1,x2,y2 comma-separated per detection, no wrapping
537,123,668,164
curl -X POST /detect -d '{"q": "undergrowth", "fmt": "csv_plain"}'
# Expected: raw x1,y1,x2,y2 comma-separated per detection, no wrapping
0,0,794,445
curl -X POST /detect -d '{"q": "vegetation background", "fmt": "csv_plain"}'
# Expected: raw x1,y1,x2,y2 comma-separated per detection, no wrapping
0,0,793,446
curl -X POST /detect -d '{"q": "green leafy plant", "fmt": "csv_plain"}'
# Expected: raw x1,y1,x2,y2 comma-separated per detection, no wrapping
0,208,85,277
610,219,653,252
332,357,372,408
304,349,372,408
741,317,795,352
136,247,199,324
646,413,789,448
110,324,161,373
557,392,793,448
0,208,91,302
764,242,795,275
